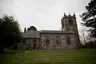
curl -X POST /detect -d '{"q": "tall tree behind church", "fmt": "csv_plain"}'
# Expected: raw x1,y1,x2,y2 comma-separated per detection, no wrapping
80,0,96,38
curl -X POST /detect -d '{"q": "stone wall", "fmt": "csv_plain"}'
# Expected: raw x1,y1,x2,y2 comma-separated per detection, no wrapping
40,33,78,49
21,38,40,49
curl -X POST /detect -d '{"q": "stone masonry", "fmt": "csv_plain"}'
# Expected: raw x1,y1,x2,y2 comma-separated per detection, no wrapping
21,13,80,49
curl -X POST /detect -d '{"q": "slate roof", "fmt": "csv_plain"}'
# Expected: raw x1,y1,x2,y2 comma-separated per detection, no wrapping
22,30,40,38
40,30,75,34
22,30,75,39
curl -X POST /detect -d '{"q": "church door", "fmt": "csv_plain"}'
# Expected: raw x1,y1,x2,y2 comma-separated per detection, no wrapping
33,39,37,49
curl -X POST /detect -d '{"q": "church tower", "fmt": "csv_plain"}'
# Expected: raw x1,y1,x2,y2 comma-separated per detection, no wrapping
61,13,80,48
61,13,77,32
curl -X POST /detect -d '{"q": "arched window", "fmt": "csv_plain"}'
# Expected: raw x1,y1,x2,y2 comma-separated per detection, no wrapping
56,36,61,44
56,40,60,44
45,39,50,46
67,36,71,44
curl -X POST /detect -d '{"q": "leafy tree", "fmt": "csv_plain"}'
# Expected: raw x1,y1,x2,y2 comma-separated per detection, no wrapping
0,15,21,52
80,0,96,37
83,41,96,48
27,26,37,31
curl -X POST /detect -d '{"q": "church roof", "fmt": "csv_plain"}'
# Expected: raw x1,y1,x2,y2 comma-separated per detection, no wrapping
40,30,75,34
22,30,40,38
22,30,75,39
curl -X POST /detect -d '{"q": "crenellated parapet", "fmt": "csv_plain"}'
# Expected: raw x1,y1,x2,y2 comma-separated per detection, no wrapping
61,13,77,31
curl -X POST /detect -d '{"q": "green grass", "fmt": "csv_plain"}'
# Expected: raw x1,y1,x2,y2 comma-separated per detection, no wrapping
0,49,96,64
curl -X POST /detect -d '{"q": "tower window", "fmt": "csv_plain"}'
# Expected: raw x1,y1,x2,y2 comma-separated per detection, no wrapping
69,19,73,25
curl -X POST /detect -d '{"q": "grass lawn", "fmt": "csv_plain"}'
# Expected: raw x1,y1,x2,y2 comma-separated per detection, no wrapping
0,49,96,64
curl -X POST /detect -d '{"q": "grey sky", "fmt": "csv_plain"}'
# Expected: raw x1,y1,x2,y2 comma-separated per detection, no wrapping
0,0,90,31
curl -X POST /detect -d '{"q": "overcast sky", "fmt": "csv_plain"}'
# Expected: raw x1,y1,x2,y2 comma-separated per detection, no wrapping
0,0,90,31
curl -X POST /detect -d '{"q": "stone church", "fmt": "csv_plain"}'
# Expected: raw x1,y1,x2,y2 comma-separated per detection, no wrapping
21,13,80,49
